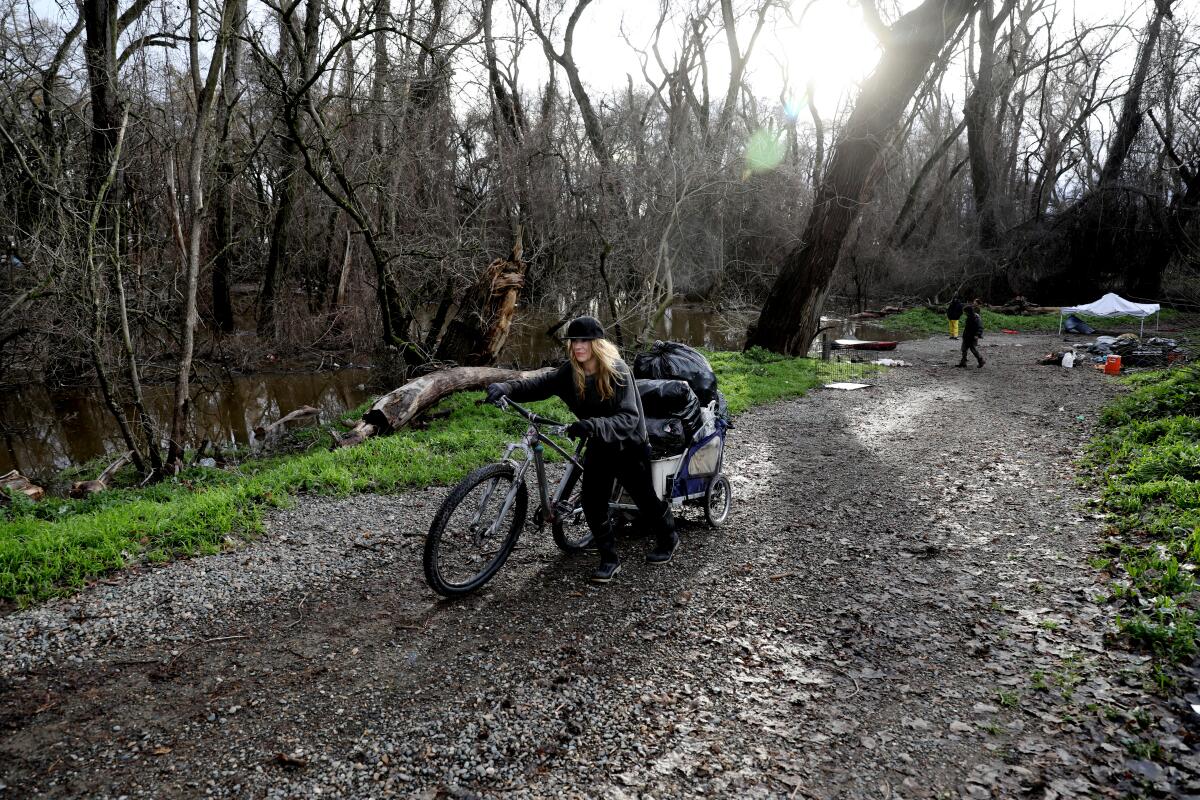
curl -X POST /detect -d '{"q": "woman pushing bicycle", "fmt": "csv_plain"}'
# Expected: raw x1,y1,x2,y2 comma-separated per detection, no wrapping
485,316,678,584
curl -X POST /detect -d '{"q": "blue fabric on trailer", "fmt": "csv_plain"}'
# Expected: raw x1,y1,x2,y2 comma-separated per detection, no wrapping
669,418,728,500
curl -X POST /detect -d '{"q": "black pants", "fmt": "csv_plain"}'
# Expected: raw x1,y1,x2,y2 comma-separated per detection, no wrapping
582,442,675,565
960,338,983,365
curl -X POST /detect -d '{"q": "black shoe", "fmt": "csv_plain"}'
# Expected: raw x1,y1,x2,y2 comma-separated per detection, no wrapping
977,360,985,369
955,362,966,368
590,562,621,583
646,535,679,565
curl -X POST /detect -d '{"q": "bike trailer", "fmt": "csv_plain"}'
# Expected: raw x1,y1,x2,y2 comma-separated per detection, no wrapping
611,411,730,526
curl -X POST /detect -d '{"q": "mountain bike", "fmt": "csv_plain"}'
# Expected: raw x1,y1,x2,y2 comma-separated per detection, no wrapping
422,398,591,597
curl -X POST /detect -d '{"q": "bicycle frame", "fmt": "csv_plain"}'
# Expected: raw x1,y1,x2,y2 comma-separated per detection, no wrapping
475,399,585,540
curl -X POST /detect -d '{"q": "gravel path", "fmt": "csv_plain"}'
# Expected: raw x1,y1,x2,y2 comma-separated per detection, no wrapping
3,333,1197,798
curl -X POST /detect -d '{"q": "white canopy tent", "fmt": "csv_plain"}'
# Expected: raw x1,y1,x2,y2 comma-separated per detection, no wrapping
1059,292,1161,336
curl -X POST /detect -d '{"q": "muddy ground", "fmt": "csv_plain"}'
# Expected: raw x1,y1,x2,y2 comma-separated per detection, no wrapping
3,333,1199,799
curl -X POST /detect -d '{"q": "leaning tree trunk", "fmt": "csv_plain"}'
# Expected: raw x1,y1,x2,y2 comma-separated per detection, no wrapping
334,366,554,448
1018,0,1175,302
746,0,979,355
1100,0,1172,186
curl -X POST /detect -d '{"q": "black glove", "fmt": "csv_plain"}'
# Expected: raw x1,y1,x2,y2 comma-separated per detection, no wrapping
485,383,508,405
565,420,593,440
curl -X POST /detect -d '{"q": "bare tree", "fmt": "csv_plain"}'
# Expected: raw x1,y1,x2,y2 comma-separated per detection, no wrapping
746,0,979,354
165,0,235,470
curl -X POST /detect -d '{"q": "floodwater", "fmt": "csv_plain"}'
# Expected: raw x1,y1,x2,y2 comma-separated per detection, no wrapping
0,307,910,476
501,305,747,365
0,370,373,478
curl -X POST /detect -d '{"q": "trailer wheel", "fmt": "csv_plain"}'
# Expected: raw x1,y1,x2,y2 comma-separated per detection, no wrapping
704,474,731,527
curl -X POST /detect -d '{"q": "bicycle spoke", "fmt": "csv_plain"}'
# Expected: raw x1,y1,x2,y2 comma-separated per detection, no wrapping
434,473,522,588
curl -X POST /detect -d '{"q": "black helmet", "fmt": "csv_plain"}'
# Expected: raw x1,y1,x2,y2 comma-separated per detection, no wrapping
565,316,605,341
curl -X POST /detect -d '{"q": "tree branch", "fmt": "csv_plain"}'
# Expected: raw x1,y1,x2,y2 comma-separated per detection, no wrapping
860,0,892,46
118,33,189,68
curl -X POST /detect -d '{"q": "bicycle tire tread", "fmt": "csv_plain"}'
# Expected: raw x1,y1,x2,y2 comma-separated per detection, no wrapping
423,463,527,597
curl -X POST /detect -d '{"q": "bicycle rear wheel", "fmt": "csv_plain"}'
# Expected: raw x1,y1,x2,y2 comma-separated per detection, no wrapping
551,484,593,552
423,463,528,597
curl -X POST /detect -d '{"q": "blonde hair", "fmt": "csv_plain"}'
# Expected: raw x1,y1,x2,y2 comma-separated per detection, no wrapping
568,338,625,401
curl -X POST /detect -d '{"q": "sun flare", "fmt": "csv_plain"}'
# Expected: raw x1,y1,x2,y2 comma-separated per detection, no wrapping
773,1,882,115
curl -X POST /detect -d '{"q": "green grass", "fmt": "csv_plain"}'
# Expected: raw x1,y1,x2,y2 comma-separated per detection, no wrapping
879,307,1177,336
1089,365,1200,663
0,349,870,605
705,347,878,414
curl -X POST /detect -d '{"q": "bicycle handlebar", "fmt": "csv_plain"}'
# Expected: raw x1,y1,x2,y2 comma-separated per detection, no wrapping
496,397,569,431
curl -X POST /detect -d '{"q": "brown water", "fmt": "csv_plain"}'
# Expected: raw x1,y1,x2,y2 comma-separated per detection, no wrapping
0,307,911,476
499,305,748,365
0,370,372,478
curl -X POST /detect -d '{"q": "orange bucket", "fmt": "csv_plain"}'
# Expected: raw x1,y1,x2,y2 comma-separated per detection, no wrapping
1104,355,1122,375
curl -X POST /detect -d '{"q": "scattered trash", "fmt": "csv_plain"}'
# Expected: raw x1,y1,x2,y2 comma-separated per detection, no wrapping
1088,336,1118,356
198,457,217,468
832,339,898,351
872,358,909,367
1062,313,1096,334
1061,351,1075,369
824,382,872,391
1126,348,1171,368
1083,333,1190,369
1001,329,1019,335
1104,355,1122,375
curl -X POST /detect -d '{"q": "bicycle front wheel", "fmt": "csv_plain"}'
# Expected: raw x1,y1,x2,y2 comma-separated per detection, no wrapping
423,463,528,597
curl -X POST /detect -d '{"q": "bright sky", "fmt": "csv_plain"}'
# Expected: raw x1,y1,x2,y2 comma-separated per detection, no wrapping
510,0,1159,118
19,0,1172,122
554,0,881,117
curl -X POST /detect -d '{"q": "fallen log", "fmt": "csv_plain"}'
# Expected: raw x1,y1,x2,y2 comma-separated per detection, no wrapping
70,450,135,498
253,405,320,450
333,366,555,448
0,469,45,503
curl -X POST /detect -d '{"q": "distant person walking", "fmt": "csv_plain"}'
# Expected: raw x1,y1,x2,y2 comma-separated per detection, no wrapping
957,304,985,368
946,297,964,339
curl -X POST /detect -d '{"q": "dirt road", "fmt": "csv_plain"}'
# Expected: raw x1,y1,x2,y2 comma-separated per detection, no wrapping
4,334,1195,799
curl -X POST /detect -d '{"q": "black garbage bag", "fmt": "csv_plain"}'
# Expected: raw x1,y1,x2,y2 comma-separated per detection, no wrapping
1063,314,1095,334
637,379,701,441
633,341,718,406
1113,335,1140,355
646,417,686,456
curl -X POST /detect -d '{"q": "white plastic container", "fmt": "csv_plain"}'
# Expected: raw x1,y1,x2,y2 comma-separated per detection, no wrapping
1061,351,1075,369
613,454,683,505
650,455,683,499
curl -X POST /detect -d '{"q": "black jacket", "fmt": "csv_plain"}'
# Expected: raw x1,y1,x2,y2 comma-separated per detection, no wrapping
963,309,983,340
947,300,964,320
500,361,649,447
